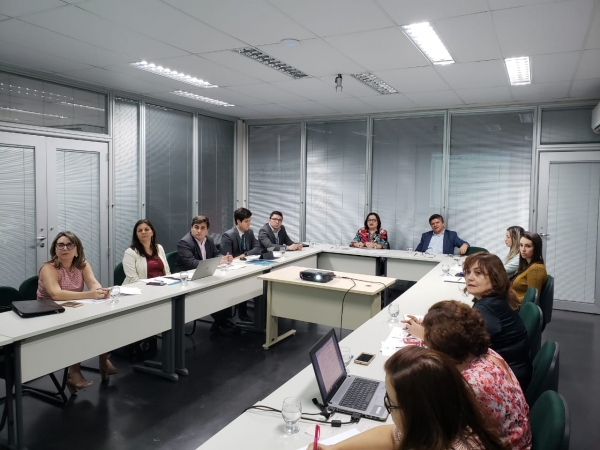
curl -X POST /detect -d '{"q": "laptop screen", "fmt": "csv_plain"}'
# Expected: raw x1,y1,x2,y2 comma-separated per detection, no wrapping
309,329,347,403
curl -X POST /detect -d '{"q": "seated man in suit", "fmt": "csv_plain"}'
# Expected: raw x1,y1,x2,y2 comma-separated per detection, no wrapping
220,207,262,322
177,215,233,333
258,211,303,251
415,214,469,255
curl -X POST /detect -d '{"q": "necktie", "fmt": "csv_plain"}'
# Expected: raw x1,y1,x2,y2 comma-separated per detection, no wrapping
241,234,247,254
275,233,279,245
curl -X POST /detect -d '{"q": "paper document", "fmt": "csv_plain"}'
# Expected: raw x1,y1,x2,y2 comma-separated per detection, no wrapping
381,323,424,356
119,286,142,295
443,276,465,283
295,428,361,450
76,299,111,304
221,264,246,271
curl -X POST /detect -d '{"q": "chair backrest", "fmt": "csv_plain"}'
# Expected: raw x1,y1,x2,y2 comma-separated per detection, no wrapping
539,275,554,330
525,340,559,407
465,246,489,255
519,302,543,361
165,251,180,273
522,286,538,305
0,286,22,307
114,263,126,286
530,391,570,450
19,276,39,300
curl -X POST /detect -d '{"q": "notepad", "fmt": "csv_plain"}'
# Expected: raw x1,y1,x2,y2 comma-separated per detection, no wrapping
295,428,361,450
443,276,465,283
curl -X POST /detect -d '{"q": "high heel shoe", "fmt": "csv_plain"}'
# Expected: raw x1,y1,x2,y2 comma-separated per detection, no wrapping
67,374,93,394
99,360,118,381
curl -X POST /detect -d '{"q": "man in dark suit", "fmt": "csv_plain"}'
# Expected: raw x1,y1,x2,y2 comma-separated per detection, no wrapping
220,207,262,322
258,211,303,251
415,214,469,255
177,215,233,333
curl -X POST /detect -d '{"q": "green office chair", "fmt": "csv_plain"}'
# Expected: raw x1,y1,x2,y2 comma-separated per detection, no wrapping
465,246,488,255
519,302,543,361
525,340,559,407
521,286,538,306
114,263,126,286
18,276,38,300
0,286,22,308
165,251,180,274
539,275,554,331
530,391,570,450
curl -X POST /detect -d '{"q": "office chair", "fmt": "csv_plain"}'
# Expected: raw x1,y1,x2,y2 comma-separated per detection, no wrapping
530,391,570,450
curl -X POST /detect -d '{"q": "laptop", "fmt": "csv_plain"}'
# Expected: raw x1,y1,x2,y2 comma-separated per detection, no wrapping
308,329,389,421
190,256,222,281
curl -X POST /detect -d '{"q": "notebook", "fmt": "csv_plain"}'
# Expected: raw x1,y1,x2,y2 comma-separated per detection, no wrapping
308,329,388,421
12,299,65,318
190,256,222,281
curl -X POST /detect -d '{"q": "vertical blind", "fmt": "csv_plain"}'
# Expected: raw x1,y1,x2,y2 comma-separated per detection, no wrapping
145,104,193,253
198,115,235,242
0,146,36,288
113,97,140,263
306,120,367,245
447,112,533,257
372,116,444,250
248,124,302,241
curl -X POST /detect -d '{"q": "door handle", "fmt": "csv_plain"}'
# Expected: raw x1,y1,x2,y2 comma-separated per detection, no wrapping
37,236,46,247
539,233,550,237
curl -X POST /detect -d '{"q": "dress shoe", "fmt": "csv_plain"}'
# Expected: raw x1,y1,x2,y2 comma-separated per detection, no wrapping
238,313,252,323
210,320,237,334
99,360,118,381
67,374,93,394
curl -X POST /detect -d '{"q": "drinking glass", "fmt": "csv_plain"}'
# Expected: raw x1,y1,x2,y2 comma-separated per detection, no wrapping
406,247,413,253
110,286,120,304
340,347,353,367
453,254,461,265
280,244,287,257
281,397,302,434
180,271,189,286
388,303,400,323
441,264,450,276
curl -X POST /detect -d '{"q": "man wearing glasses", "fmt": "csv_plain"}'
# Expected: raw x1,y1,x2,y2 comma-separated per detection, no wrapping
258,211,303,251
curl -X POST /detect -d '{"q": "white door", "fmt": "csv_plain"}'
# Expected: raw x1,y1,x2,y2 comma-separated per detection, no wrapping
537,150,600,314
0,132,109,288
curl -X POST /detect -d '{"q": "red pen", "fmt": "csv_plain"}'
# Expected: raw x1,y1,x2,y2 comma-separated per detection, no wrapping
313,424,320,449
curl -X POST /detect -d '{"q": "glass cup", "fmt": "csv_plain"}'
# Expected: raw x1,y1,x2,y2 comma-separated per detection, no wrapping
180,271,189,286
280,244,287,257
406,247,413,253
110,286,120,304
340,346,353,368
441,264,450,276
388,303,400,323
281,397,302,435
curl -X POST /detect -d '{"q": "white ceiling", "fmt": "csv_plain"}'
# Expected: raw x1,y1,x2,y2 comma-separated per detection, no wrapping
0,0,598,120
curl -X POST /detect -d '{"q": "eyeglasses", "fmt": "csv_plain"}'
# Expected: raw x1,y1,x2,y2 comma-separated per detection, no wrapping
56,243,75,250
383,392,400,414
270,217,283,222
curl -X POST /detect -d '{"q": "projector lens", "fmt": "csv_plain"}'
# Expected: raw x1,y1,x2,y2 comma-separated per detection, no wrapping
316,275,322,280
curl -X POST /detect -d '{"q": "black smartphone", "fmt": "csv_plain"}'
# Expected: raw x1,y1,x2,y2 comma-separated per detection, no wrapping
146,280,166,286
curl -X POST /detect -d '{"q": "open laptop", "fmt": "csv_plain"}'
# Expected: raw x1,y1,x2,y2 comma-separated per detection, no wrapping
308,329,388,421
190,256,222,281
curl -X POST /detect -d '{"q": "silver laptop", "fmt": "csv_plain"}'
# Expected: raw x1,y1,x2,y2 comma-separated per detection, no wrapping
190,256,222,281
309,329,389,421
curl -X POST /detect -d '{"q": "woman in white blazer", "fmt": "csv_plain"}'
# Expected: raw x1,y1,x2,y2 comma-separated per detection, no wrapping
123,219,170,285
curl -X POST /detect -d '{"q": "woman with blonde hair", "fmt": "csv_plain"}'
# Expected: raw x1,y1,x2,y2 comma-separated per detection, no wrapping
503,226,525,276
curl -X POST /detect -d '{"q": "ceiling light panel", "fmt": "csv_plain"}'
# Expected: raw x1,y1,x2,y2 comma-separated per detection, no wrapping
234,48,309,79
505,57,531,85
351,73,398,94
130,61,217,88
171,90,234,107
401,22,454,65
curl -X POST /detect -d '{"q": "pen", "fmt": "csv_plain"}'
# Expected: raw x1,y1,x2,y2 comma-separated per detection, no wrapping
313,424,320,449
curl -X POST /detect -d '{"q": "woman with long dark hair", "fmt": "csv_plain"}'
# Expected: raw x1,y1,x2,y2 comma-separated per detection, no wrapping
350,212,389,249
511,231,547,302
123,219,170,284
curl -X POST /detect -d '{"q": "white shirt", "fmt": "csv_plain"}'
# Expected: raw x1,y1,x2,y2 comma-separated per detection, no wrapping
427,230,445,254
269,224,280,244
194,237,207,260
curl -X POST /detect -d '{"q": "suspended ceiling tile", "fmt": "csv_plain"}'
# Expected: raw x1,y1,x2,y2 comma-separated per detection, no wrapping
0,0,65,17
165,0,315,46
575,49,600,80
511,81,570,100
436,59,508,90
317,75,387,98
531,52,580,83
199,51,292,83
0,19,135,69
373,66,450,93
270,0,395,36
435,12,502,63
404,90,465,107
586,6,600,49
569,78,600,97
489,0,567,10
377,0,489,25
271,77,352,101
258,39,366,77
493,0,594,56
61,68,172,94
358,93,417,110
324,27,430,72
21,5,189,60
316,97,377,114
225,83,308,103
0,39,92,74
278,101,338,115
242,103,301,117
455,86,513,104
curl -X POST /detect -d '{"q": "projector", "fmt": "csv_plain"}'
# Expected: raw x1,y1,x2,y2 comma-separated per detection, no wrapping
299,269,335,283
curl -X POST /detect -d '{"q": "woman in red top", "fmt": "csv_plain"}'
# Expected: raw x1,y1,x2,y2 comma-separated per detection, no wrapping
350,212,389,249
37,231,117,393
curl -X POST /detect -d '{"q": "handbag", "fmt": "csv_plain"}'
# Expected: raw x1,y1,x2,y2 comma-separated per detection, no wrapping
12,299,65,318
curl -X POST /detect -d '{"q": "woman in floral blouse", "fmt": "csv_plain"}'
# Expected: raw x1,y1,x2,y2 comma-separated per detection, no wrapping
350,212,389,249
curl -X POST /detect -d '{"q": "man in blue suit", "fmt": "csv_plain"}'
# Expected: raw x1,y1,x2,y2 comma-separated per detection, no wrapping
415,214,469,255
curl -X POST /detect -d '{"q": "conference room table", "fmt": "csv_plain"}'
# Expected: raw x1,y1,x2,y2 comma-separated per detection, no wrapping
0,246,462,449
196,254,471,450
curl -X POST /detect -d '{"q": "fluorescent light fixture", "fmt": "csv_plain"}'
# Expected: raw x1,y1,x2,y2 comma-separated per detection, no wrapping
505,57,531,85
171,90,234,107
130,61,217,88
234,48,309,79
58,101,105,111
0,106,68,119
351,73,398,94
401,22,454,65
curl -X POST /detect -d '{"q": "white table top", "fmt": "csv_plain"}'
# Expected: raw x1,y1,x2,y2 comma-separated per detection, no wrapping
312,244,449,263
0,333,14,346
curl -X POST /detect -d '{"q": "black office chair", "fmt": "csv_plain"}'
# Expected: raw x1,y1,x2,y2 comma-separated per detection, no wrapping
165,251,179,274
465,246,489,255
18,276,39,300
539,275,554,331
